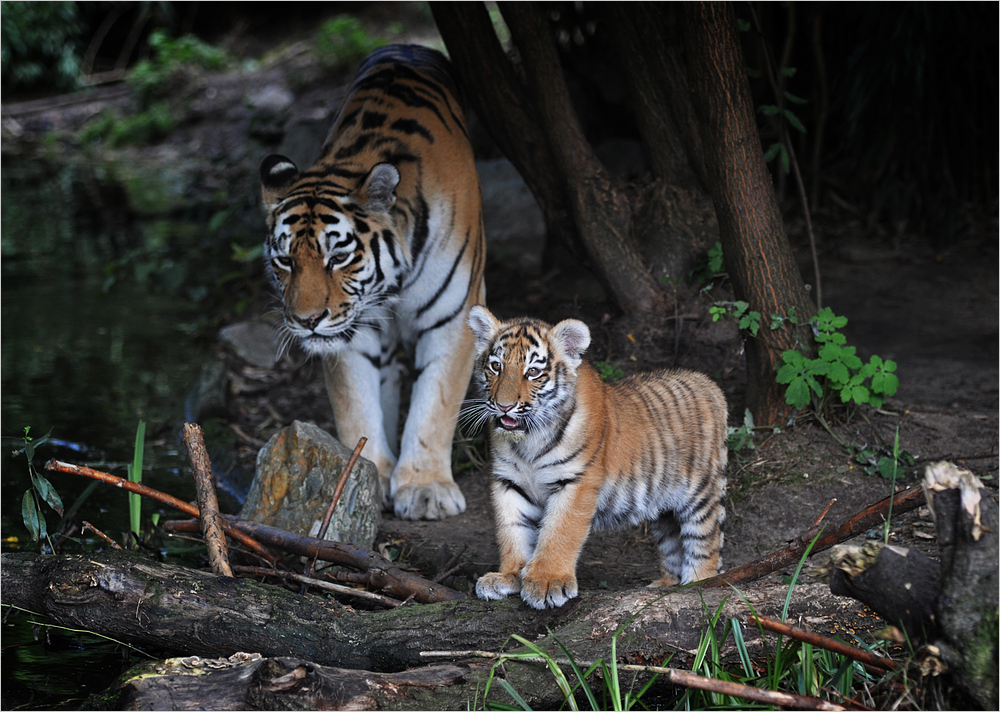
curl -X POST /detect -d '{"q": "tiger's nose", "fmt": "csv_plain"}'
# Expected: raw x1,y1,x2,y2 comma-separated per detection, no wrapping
497,402,516,413
295,310,327,331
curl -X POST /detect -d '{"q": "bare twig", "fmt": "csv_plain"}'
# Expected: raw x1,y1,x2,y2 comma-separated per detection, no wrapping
233,566,401,608
419,650,849,710
703,486,926,587
81,521,122,550
314,438,367,544
183,423,233,577
748,614,899,671
811,498,838,530
45,459,277,565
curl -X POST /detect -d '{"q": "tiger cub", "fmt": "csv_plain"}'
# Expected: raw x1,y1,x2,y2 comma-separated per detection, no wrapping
466,306,728,609
259,45,486,521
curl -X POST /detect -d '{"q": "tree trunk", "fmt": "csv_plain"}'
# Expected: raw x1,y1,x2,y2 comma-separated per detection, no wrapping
433,1,666,318
680,1,817,425
3,550,874,709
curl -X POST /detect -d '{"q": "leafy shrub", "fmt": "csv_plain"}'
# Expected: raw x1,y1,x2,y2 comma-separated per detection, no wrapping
1,1,83,94
776,307,899,411
129,29,230,105
314,15,383,73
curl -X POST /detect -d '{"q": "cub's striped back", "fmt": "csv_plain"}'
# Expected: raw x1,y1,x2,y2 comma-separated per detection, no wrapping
466,306,728,609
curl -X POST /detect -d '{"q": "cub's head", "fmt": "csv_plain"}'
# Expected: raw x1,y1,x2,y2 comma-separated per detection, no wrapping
260,155,402,354
465,305,591,439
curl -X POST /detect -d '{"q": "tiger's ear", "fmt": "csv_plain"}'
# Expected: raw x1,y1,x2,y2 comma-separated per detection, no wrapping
360,163,400,213
550,319,591,370
467,305,499,355
260,155,300,212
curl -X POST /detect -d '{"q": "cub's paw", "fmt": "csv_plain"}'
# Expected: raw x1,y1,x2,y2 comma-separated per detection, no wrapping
520,572,578,609
392,481,467,520
476,572,521,601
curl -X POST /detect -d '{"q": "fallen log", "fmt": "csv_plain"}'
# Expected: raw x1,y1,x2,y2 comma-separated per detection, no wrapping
109,654,470,711
1,549,877,709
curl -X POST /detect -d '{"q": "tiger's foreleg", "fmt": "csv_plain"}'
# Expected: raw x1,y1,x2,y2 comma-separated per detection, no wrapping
475,479,538,601
323,352,397,509
519,481,600,609
390,316,474,520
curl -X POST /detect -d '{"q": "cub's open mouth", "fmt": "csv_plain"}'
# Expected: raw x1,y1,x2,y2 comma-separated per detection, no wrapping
498,414,523,431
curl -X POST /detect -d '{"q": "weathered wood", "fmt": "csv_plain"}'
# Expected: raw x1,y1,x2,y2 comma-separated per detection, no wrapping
183,422,233,577
2,549,876,709
108,655,469,711
825,463,998,710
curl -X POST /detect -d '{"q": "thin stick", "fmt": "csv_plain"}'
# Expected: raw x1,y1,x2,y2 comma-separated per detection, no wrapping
45,459,277,565
702,486,926,587
81,521,122,550
305,436,367,579
748,614,898,671
811,498,838,530
183,423,233,577
317,437,368,541
233,566,401,608
419,651,848,710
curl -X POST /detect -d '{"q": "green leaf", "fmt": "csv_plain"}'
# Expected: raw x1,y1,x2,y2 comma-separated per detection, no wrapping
783,90,808,105
763,141,783,163
759,104,782,117
784,378,812,409
780,66,797,78
30,472,64,515
746,67,762,79
784,110,807,133
22,490,40,541
737,18,751,32
779,143,790,173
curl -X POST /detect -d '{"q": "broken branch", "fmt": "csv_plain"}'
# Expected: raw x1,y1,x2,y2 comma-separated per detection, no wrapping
183,423,233,577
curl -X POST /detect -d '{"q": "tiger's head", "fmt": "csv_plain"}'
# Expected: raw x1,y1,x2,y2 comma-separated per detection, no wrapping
260,154,403,355
465,305,591,440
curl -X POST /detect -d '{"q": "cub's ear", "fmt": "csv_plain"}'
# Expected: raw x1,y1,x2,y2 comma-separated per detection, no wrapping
550,319,591,370
467,305,499,354
360,163,400,213
260,155,299,212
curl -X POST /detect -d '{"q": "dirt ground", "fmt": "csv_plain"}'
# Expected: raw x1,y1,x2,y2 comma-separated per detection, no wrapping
221,225,998,601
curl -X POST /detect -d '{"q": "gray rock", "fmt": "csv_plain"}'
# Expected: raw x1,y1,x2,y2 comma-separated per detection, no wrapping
218,321,280,369
241,421,380,551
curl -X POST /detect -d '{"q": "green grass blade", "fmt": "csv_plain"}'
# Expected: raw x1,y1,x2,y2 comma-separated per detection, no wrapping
495,679,532,711
129,420,146,540
554,635,600,712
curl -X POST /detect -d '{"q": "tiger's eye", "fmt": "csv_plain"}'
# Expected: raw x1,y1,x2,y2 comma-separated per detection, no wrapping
526,367,541,378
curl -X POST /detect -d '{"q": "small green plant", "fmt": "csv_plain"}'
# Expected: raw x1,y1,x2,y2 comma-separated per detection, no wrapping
727,409,757,451
17,427,64,547
593,360,625,383
710,300,763,336
775,307,899,412
314,15,383,73
77,102,177,147
694,241,726,284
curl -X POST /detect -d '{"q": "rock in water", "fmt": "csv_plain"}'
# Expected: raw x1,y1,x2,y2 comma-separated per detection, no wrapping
241,421,379,551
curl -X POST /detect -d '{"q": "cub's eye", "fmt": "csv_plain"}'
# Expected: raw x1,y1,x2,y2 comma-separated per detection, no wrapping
272,255,293,270
488,358,502,375
525,366,542,379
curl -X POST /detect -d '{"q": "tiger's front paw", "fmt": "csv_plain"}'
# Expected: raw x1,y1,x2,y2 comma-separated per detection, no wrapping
476,572,521,601
392,481,467,520
520,571,578,609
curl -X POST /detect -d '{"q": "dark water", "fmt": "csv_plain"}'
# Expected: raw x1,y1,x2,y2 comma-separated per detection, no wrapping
1,157,235,708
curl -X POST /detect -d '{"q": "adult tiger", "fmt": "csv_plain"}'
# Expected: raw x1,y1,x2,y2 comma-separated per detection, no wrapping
259,45,486,520
465,306,728,609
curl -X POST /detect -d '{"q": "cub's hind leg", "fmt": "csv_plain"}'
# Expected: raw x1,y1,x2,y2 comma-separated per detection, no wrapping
649,498,725,587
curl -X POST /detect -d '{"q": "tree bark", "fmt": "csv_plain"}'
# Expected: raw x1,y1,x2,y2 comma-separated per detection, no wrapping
680,1,817,425
2,550,875,709
433,1,666,317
